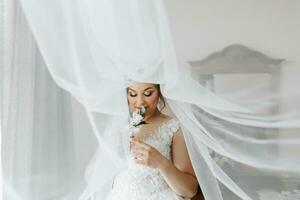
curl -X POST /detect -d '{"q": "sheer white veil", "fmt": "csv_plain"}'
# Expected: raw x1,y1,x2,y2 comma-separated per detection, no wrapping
2,0,300,200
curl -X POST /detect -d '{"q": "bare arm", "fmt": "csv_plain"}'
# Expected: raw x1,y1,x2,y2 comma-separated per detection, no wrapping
131,128,198,198
158,128,198,198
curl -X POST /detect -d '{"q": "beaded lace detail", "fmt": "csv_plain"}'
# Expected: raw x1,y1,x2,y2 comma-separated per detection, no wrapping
107,118,181,200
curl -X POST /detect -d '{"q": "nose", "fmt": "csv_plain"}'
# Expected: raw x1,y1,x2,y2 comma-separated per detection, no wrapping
135,96,146,108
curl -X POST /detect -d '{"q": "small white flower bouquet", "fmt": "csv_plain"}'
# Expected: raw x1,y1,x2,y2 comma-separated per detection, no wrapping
129,106,146,133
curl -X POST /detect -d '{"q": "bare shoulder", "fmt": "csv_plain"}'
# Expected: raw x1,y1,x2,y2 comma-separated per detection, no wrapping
158,113,173,123
160,113,172,119
172,126,183,141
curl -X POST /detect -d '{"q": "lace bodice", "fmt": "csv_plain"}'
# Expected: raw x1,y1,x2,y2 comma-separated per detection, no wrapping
106,118,184,200
132,118,180,160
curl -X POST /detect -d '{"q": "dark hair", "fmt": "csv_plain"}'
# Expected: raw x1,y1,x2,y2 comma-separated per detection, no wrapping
155,84,166,111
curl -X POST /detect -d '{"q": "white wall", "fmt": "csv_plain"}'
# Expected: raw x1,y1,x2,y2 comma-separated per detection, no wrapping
164,0,300,68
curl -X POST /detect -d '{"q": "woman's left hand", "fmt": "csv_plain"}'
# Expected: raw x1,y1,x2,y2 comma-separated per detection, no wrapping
130,135,166,169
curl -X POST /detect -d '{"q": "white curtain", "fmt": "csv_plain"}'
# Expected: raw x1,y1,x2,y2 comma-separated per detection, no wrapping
1,0,300,200
1,1,97,199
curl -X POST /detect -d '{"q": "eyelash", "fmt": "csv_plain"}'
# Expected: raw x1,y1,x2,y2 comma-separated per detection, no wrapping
129,91,152,97
129,93,137,97
144,92,152,97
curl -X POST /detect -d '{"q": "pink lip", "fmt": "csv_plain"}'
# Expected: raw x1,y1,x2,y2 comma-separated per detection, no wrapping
135,107,148,110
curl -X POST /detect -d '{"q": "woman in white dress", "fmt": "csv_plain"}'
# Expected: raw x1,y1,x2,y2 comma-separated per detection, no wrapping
106,82,199,200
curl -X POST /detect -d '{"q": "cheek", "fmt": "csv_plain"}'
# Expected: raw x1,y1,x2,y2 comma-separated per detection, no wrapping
127,97,135,108
145,95,159,107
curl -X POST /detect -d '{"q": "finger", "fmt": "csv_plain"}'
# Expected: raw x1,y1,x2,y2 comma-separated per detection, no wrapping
134,157,144,165
132,148,149,157
133,156,148,165
132,151,144,158
132,144,150,153
129,135,139,147
131,138,151,150
130,133,137,139
129,135,137,145
130,136,141,142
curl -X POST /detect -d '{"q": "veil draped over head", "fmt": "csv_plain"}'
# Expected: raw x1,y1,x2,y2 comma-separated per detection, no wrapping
1,0,300,200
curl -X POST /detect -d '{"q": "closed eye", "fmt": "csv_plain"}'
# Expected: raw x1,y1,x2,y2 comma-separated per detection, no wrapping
129,93,137,97
144,91,152,97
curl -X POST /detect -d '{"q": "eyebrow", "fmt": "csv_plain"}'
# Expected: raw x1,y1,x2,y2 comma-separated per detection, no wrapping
128,87,154,92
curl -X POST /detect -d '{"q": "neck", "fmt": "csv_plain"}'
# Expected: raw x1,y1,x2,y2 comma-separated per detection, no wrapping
144,108,160,123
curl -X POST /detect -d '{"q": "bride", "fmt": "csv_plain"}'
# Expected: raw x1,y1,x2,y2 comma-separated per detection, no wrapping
106,82,199,200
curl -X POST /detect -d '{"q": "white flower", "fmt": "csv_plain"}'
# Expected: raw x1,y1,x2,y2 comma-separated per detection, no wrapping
129,106,146,133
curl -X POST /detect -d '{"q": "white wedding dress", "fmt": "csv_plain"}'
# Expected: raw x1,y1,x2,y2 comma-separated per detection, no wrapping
106,118,189,200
